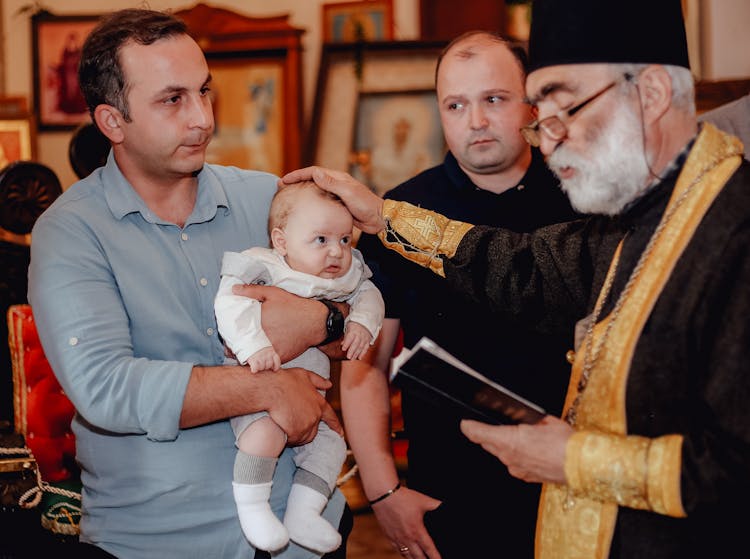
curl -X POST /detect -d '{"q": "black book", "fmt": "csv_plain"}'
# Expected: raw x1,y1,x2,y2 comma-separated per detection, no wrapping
390,336,546,425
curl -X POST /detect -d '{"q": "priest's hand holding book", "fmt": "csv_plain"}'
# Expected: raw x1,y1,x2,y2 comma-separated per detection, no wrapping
460,416,571,485
389,336,572,486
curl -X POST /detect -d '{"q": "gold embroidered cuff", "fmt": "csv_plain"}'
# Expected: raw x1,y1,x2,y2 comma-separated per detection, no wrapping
565,431,686,517
376,200,474,277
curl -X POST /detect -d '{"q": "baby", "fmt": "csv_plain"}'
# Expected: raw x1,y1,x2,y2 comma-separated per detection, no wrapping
214,180,384,553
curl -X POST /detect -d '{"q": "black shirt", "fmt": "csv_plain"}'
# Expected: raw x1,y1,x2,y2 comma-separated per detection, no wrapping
356,149,580,558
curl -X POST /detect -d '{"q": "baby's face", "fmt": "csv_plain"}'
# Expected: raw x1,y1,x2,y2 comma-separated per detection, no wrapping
278,191,354,279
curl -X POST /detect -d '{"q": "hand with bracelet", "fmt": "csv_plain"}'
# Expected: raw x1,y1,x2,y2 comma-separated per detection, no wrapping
367,481,442,559
340,350,443,559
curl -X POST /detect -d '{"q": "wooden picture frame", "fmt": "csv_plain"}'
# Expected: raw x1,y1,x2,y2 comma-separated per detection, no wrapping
695,78,750,114
322,0,394,43
175,4,305,176
32,12,99,131
0,118,35,165
0,97,30,120
308,40,446,176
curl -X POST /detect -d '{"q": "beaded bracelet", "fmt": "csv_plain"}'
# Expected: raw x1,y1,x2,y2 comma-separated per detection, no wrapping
368,482,401,505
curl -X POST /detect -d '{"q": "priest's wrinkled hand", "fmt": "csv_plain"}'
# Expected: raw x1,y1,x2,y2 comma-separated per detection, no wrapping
280,166,386,234
460,415,572,484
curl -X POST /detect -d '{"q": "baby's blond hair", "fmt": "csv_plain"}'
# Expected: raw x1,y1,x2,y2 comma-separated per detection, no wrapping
268,181,346,238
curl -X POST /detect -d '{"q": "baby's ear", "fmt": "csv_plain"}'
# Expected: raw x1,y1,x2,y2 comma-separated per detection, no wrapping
270,227,287,254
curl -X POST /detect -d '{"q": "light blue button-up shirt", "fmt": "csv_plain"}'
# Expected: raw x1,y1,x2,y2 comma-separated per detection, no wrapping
28,153,344,559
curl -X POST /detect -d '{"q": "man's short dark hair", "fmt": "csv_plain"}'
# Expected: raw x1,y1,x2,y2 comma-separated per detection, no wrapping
78,8,188,121
434,30,528,86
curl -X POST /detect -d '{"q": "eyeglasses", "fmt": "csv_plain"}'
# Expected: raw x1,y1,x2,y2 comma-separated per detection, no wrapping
521,78,625,147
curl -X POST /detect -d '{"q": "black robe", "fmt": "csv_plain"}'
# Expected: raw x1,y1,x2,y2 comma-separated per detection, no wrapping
441,151,750,558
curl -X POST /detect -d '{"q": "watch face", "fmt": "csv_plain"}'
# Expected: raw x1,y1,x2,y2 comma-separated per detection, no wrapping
322,300,345,345
329,306,345,338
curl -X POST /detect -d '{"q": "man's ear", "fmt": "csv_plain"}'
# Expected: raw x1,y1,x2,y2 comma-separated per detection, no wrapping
634,65,672,125
270,227,287,254
93,104,125,144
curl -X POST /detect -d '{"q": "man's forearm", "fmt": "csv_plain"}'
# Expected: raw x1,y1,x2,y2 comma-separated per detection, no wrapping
340,358,401,499
271,296,327,361
180,364,267,428
340,321,402,498
232,284,350,362
182,364,339,444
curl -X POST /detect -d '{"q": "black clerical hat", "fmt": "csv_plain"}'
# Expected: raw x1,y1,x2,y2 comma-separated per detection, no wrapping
528,0,690,73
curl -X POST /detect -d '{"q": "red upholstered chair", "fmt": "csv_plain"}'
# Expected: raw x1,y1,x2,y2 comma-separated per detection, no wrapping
8,304,76,483
7,303,81,537
0,160,63,425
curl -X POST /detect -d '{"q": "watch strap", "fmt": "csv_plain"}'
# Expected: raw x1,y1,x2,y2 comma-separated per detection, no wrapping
319,299,344,346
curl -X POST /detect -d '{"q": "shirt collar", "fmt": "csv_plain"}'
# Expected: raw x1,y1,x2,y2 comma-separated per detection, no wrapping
443,148,551,193
101,153,229,225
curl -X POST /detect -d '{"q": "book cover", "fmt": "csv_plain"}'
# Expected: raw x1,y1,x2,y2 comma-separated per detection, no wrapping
390,336,546,425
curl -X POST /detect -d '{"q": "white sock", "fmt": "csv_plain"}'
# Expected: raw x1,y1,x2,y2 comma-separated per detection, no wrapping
232,481,289,552
283,484,341,553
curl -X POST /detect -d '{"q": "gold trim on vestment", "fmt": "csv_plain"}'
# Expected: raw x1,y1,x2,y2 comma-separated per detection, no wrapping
536,123,743,559
377,199,474,277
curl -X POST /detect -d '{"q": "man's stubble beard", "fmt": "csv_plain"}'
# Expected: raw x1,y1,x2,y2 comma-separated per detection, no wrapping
462,136,521,175
547,103,652,216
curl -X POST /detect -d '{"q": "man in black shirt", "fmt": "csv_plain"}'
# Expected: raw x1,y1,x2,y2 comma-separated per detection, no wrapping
339,31,579,558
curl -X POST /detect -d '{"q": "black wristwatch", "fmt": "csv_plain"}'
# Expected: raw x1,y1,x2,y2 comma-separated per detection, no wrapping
319,299,345,346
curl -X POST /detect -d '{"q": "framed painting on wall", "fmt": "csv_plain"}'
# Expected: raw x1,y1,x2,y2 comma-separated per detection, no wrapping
308,40,447,183
32,12,99,131
205,59,285,174
174,3,305,176
322,0,394,43
350,90,444,196
0,118,34,166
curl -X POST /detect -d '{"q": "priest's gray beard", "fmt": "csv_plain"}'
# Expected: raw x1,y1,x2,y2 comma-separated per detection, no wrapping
547,101,652,216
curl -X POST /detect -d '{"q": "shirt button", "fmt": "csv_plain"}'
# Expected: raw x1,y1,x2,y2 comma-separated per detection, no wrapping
181,233,189,241
206,327,214,336
517,184,525,191
200,278,208,286
69,337,79,346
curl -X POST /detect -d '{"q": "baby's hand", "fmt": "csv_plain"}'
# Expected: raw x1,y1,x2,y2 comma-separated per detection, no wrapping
246,346,281,372
341,322,371,360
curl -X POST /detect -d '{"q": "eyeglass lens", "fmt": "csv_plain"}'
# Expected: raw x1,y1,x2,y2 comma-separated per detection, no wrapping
521,79,621,146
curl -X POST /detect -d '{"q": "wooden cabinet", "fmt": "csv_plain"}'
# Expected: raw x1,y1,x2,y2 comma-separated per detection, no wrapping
420,0,506,42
